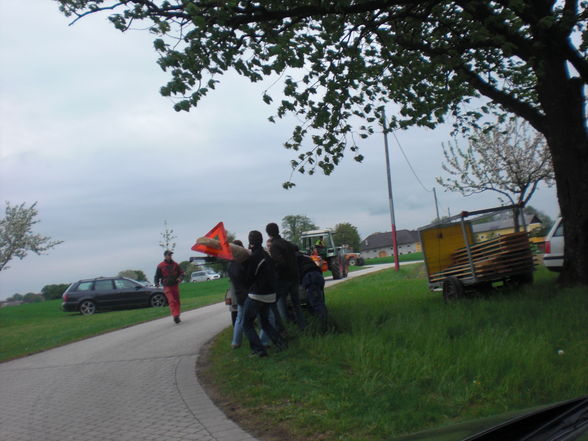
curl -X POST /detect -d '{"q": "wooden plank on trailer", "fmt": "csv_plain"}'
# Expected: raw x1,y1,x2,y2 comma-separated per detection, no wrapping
452,237,530,259
452,244,533,265
451,233,530,256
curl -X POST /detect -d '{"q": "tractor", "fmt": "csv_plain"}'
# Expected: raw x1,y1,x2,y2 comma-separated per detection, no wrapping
299,229,349,279
339,245,365,267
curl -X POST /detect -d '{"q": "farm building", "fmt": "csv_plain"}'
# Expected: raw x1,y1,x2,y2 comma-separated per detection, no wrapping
360,230,421,259
472,213,543,242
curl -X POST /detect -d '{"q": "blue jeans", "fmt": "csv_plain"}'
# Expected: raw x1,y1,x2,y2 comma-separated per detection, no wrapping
231,304,245,347
259,306,284,346
242,298,286,354
276,279,306,330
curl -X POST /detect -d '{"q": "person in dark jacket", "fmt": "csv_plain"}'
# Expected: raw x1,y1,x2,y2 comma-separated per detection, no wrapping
297,252,328,328
266,222,305,330
154,250,184,324
242,230,287,357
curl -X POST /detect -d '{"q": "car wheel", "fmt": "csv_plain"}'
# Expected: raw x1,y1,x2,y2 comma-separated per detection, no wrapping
79,300,96,315
442,277,465,302
150,293,167,307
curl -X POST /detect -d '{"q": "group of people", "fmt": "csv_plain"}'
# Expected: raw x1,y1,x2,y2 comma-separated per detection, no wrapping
229,223,328,357
152,222,328,358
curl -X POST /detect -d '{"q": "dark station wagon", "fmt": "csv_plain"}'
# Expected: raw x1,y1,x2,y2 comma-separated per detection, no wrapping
62,277,167,315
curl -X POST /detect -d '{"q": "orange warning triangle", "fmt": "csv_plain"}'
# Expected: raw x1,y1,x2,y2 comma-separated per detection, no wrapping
191,222,234,260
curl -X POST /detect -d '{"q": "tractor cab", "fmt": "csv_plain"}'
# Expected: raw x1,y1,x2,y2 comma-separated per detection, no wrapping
299,229,348,279
300,229,336,258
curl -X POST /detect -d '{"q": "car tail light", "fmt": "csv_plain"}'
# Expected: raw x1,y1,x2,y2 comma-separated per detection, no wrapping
545,241,551,254
62,293,68,301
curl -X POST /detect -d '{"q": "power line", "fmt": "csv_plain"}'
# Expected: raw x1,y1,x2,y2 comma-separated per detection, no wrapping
390,130,433,193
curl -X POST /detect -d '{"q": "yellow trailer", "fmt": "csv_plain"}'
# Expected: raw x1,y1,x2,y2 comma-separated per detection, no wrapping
419,204,535,301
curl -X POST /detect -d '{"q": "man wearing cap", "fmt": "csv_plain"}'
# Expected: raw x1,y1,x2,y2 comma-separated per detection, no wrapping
154,250,184,324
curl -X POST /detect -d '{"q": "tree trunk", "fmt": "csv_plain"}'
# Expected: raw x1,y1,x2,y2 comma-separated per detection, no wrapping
513,206,520,233
538,58,588,286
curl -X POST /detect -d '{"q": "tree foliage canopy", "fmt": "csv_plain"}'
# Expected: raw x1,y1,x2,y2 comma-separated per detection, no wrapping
524,205,555,236
333,222,361,252
179,261,201,282
57,0,587,185
41,283,71,300
281,214,318,245
56,0,588,284
437,117,554,207
0,202,63,272
118,269,148,281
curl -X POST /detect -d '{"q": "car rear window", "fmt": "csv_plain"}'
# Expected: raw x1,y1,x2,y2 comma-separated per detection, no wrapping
76,281,94,291
554,222,564,237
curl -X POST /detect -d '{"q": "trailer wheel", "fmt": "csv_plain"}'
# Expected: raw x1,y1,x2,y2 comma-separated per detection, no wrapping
443,277,465,302
508,272,534,287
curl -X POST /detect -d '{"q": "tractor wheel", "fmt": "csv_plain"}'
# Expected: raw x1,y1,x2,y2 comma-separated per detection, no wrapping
348,257,357,266
329,258,342,280
442,277,465,302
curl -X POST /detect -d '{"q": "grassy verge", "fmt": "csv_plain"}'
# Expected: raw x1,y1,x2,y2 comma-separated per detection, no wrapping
202,266,588,441
364,252,423,265
0,279,228,362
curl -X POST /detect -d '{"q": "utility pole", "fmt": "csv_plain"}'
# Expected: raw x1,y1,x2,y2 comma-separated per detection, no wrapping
433,187,441,223
382,110,399,271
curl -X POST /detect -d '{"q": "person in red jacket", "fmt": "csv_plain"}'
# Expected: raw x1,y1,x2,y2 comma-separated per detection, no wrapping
154,250,184,324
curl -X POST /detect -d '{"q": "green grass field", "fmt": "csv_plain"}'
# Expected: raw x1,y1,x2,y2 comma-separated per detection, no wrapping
202,265,588,441
2,264,587,440
0,279,229,361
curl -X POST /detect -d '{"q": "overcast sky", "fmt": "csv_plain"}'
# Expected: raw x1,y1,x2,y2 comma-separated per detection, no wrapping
0,0,559,300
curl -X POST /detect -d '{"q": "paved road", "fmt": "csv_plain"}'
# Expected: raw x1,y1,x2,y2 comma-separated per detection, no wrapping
0,263,397,441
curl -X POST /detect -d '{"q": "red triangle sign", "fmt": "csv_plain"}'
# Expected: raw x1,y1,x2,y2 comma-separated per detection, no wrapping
191,222,234,260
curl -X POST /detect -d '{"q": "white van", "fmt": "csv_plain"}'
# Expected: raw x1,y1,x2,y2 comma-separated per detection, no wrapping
190,270,221,282
544,217,564,272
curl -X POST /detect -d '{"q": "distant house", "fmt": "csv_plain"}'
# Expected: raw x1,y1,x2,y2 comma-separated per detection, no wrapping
472,214,543,242
360,230,421,259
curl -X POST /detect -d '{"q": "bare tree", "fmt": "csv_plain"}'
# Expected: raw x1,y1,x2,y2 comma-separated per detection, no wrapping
437,118,554,228
158,220,177,252
0,202,63,271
